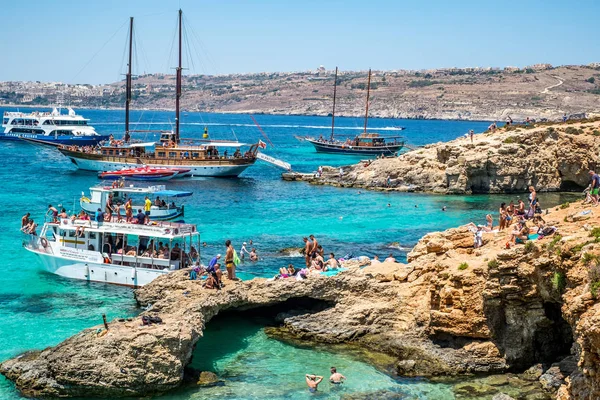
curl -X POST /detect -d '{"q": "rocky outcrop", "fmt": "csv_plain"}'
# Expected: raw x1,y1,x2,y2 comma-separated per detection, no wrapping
287,120,600,194
6,201,600,399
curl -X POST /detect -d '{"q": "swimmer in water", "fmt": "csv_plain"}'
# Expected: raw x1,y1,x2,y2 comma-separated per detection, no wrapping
329,367,346,385
387,203,391,207
442,206,447,211
305,374,323,393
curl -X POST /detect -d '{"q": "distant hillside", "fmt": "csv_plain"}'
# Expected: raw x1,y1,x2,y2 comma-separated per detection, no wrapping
2,64,600,121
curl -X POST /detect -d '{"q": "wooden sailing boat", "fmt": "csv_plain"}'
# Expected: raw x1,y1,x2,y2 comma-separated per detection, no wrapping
55,10,259,177
306,69,404,156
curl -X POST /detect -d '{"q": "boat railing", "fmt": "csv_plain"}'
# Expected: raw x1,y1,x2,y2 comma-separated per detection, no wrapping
22,234,54,255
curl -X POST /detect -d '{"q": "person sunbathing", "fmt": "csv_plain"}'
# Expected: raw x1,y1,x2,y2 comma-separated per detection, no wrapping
510,221,529,245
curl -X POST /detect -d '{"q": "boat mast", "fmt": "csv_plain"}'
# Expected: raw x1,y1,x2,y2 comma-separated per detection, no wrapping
330,66,338,141
124,17,133,143
175,9,182,144
363,69,371,134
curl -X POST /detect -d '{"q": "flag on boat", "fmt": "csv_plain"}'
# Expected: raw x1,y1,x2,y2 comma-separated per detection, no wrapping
258,140,267,149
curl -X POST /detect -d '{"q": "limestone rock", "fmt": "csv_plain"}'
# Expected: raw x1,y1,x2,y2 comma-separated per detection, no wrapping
298,121,600,194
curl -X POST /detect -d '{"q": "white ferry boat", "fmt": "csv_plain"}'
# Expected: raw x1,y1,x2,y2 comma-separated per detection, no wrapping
2,108,110,145
24,218,200,287
80,183,192,221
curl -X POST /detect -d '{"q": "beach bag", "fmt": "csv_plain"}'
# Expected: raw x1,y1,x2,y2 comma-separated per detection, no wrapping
535,205,542,214
233,250,241,266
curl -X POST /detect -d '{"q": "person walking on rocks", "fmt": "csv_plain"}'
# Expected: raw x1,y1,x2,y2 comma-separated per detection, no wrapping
225,240,235,280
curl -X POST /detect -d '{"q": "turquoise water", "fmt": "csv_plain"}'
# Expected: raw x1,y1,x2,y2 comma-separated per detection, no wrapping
160,314,455,399
0,108,577,398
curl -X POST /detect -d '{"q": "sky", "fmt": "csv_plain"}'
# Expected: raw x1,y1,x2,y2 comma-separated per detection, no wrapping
1,0,599,84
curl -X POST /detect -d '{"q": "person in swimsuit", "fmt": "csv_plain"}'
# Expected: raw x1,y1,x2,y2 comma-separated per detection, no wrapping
305,374,323,393
329,367,346,385
309,234,319,257
47,204,59,223
21,212,30,228
303,237,312,268
225,239,235,280
528,186,538,212
125,198,133,223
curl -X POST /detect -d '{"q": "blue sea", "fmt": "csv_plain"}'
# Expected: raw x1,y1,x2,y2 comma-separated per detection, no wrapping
0,108,576,399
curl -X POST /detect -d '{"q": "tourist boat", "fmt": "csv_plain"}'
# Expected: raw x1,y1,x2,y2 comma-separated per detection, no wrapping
80,183,192,221
52,13,259,177
24,218,200,287
305,68,404,156
1,107,109,146
99,167,181,181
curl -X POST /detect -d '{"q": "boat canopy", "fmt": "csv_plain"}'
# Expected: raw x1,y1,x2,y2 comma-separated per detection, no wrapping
127,142,158,148
153,189,193,198
195,141,248,147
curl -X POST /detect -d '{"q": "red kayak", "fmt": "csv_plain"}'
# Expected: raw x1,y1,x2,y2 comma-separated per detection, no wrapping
99,167,180,181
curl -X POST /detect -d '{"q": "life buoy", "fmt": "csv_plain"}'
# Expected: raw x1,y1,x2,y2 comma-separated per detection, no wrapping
40,237,49,248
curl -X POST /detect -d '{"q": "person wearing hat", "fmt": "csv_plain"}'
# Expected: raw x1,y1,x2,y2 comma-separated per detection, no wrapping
240,242,249,260
206,254,222,289
209,254,221,270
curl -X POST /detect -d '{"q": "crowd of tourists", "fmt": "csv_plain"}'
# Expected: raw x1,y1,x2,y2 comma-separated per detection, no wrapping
469,185,560,248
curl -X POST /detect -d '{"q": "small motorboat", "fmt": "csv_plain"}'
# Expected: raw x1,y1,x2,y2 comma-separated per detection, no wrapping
99,167,179,181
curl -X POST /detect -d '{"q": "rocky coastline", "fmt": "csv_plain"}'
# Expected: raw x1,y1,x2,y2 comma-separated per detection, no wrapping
284,119,600,195
4,199,600,398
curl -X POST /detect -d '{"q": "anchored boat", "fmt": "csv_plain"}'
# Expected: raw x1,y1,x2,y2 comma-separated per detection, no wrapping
305,68,404,156
1,108,109,146
54,12,259,177
81,183,191,220
24,218,200,287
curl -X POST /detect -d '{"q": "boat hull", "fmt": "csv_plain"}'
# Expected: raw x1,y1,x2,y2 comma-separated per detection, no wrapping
59,149,254,177
306,139,403,155
0,132,110,146
27,247,169,287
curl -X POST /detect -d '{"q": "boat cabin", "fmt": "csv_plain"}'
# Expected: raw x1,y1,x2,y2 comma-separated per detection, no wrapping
40,219,200,272
81,184,191,221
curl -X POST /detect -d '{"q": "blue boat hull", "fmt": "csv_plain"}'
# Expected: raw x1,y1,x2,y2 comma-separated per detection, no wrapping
307,139,403,156
0,133,110,146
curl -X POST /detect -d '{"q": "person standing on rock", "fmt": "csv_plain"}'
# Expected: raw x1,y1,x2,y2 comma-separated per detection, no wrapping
589,171,600,206
225,240,235,280
339,167,343,180
469,129,474,143
309,235,319,258
305,374,323,393
303,237,312,268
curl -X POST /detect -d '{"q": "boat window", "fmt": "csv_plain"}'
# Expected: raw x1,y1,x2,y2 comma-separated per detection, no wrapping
68,230,77,238
42,120,54,125
157,151,166,157
2,118,9,125
169,152,177,158
192,152,200,158
88,231,97,239
59,229,66,237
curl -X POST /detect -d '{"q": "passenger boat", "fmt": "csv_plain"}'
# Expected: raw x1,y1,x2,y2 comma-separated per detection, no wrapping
305,68,404,156
80,183,191,220
24,218,200,287
1,107,109,146
53,13,259,177
99,167,181,181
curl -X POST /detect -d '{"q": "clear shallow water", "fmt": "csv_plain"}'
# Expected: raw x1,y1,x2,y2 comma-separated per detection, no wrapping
160,315,455,400
0,108,578,398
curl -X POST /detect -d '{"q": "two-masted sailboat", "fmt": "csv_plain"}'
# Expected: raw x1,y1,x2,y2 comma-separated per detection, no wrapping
305,68,404,156
55,11,259,177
